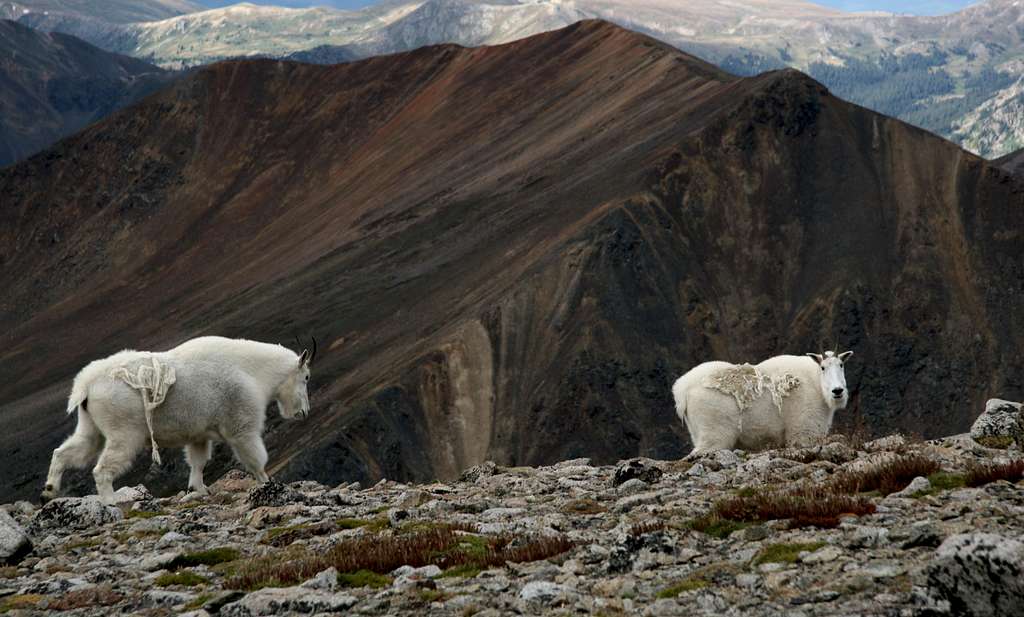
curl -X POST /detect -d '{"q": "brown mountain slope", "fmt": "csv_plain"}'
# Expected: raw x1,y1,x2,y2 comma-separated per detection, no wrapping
1,21,1022,501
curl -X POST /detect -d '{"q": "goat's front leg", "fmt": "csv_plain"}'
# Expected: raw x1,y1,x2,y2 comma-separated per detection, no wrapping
42,410,103,503
227,433,270,483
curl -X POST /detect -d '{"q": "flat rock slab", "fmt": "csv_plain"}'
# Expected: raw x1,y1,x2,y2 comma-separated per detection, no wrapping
220,588,358,616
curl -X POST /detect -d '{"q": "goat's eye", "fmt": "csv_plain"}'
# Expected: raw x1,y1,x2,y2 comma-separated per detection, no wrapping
821,367,825,371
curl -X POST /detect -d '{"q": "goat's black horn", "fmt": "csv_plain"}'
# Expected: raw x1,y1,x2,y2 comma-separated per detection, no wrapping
310,336,317,364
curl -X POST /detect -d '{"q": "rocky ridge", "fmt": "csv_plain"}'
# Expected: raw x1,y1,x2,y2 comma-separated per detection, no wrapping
1,424,1023,616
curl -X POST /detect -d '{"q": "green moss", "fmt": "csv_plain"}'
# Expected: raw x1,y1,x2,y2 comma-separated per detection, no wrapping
440,564,483,579
337,517,388,533
656,578,707,598
975,435,1014,449
1,594,45,613
169,547,241,569
185,594,214,610
155,571,209,587
752,542,826,566
264,524,309,542
125,509,166,519
686,515,751,539
432,534,488,562
337,569,391,589
913,472,967,497
65,538,103,550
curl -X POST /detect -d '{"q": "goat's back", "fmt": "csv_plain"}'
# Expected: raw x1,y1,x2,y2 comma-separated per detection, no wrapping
83,356,263,448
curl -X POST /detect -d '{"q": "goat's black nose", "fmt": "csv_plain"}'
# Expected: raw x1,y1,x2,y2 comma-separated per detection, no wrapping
832,388,845,396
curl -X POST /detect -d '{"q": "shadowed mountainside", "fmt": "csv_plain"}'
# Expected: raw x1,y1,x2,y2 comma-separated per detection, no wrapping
0,21,1021,502
996,148,1024,176
0,19,179,168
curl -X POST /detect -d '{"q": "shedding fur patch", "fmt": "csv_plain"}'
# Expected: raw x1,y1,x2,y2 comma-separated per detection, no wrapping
702,364,801,415
110,357,176,465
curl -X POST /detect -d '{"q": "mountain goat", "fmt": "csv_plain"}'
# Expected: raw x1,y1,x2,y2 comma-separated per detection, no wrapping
41,336,315,505
673,351,853,457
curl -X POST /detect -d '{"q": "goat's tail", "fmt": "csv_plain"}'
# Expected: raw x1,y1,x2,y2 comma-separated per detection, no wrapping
672,377,690,429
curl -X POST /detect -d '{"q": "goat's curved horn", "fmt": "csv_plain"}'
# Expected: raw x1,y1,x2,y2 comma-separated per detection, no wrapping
309,336,317,365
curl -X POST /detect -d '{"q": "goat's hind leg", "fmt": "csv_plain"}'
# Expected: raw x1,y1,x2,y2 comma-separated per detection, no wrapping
43,409,103,503
184,441,213,495
227,434,269,483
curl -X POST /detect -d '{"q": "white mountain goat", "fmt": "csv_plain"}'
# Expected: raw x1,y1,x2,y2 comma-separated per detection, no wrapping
41,336,315,504
673,351,853,457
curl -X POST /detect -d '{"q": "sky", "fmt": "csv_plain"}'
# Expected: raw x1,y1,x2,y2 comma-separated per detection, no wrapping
197,1,980,16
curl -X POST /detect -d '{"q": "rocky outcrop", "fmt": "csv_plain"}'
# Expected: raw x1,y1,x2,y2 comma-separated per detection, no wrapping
0,434,1022,615
971,399,1024,449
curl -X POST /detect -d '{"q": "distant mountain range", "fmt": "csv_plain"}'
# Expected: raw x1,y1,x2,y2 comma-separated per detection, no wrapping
6,0,1024,159
0,19,177,167
1,21,1021,502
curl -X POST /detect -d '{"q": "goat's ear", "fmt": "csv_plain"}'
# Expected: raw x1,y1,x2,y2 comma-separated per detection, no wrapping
806,353,824,364
298,349,310,367
838,351,853,362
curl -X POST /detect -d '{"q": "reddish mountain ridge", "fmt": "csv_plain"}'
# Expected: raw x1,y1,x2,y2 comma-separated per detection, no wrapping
1,21,1021,501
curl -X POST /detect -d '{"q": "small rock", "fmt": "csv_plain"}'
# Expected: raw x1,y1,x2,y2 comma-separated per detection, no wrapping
459,461,499,483
140,551,179,571
301,567,339,591
156,531,190,548
112,485,153,504
612,460,664,486
925,533,1024,617
847,526,889,549
891,475,930,498
970,399,1024,449
616,478,648,494
518,581,571,608
802,546,842,564
246,482,302,508
0,510,31,565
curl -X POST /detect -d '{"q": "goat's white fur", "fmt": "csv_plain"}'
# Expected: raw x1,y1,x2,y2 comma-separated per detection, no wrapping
43,337,312,505
673,351,852,457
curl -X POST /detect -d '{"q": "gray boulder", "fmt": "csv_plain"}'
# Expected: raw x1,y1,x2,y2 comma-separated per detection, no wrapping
0,509,31,565
28,497,123,534
924,533,1024,617
970,399,1024,449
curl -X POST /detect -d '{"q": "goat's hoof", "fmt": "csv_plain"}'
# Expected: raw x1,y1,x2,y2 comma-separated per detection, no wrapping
39,491,54,505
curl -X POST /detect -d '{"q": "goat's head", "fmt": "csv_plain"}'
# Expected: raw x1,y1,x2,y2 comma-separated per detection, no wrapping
276,337,316,419
806,350,853,411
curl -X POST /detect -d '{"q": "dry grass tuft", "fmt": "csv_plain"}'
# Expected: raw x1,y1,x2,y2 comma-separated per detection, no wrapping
226,525,573,591
629,520,666,536
965,460,1024,487
46,586,123,611
827,454,940,496
714,485,874,529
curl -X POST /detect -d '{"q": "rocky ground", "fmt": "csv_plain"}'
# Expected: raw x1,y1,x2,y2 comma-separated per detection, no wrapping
1,424,1023,616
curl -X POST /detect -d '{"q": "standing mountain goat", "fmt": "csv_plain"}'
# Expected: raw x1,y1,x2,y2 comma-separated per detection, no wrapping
673,351,853,457
42,336,315,505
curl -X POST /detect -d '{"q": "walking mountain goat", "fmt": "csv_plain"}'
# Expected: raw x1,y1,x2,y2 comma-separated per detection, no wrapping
41,336,315,505
673,351,853,457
